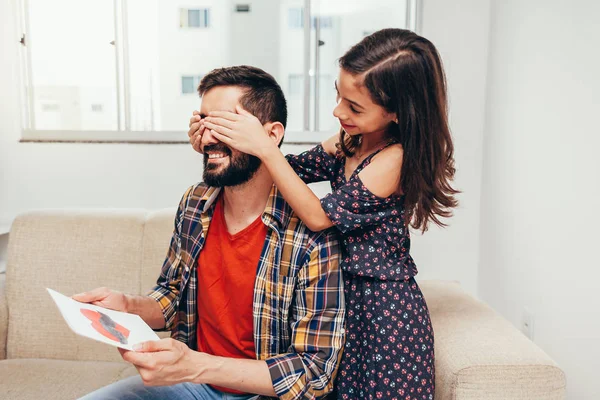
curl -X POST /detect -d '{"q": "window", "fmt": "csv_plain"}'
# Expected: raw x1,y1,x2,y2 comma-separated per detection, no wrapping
288,74,304,97
181,75,203,95
288,8,332,29
319,16,333,29
17,0,417,143
288,74,332,97
288,8,303,29
236,4,251,13
180,8,210,29
41,103,60,112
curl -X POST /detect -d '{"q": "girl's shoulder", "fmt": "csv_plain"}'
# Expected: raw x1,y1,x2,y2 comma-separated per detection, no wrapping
362,142,404,168
374,142,404,163
321,134,340,157
358,143,404,198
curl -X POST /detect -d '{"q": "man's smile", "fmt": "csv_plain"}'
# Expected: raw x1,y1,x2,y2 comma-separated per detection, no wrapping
204,144,232,164
206,152,229,160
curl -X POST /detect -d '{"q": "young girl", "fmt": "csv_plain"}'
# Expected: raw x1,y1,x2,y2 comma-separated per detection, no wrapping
191,28,457,400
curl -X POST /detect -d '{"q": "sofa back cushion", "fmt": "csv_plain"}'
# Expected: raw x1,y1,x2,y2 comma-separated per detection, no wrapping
6,210,147,361
141,209,176,293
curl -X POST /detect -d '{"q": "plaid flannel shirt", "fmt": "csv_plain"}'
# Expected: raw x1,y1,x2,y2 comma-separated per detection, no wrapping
147,183,345,399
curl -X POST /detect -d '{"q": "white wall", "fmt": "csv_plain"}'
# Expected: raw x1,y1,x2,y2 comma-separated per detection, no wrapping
229,0,281,75
414,0,491,294
0,0,491,297
478,1,600,399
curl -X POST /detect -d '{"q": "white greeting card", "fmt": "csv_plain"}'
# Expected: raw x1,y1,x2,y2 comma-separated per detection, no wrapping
47,288,160,350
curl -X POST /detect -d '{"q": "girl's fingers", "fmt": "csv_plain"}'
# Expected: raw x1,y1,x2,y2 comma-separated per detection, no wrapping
210,130,232,145
235,104,253,117
187,122,200,138
193,135,202,153
204,116,235,130
203,120,232,136
207,110,243,121
190,125,205,147
188,122,203,143
189,114,201,128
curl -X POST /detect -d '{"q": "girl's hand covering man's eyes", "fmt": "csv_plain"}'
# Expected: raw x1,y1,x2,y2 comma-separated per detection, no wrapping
202,105,276,158
188,110,205,153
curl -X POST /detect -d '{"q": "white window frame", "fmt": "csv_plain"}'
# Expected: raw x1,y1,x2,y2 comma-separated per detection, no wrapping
17,0,420,144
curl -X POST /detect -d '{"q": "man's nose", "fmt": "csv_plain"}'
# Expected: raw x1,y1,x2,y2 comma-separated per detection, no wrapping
201,127,219,150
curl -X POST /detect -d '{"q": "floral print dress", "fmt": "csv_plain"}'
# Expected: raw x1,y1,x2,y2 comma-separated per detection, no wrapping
286,144,435,400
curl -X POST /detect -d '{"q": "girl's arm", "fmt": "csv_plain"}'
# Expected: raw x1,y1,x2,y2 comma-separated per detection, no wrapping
262,146,334,231
285,134,338,185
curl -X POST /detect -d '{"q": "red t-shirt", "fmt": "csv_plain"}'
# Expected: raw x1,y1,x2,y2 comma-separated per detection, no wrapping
197,195,266,394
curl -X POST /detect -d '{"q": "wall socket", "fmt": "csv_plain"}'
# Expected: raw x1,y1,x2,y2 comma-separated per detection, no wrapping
522,308,535,340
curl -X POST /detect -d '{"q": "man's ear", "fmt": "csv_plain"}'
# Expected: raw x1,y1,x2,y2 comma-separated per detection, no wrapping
264,122,285,147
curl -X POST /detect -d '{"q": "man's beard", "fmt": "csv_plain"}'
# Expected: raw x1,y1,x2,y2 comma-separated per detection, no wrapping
203,143,262,187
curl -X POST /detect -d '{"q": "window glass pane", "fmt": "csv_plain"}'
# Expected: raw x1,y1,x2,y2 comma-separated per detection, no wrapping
181,76,196,94
188,9,201,28
28,0,117,130
202,9,211,28
307,0,409,133
126,0,160,130
288,74,303,97
279,0,306,132
194,75,204,88
288,8,303,29
127,2,225,131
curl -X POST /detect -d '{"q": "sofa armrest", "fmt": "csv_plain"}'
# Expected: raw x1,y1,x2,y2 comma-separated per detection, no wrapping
420,280,566,400
0,273,7,360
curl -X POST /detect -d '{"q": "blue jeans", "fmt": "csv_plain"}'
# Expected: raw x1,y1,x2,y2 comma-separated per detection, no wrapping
79,375,259,400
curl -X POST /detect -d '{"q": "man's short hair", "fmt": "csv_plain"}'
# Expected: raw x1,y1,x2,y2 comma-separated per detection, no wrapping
198,66,288,135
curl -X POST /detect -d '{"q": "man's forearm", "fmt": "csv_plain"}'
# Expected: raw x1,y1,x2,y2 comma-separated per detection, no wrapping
195,353,276,397
125,295,165,330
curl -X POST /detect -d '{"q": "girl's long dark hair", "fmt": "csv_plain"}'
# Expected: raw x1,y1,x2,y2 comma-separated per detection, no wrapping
339,28,459,232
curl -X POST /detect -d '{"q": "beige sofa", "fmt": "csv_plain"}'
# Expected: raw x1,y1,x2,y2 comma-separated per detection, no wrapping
0,210,566,400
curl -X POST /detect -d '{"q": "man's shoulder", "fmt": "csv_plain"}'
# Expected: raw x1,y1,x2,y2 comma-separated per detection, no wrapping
282,209,339,252
178,182,209,206
271,187,338,250
280,213,341,282
186,182,209,198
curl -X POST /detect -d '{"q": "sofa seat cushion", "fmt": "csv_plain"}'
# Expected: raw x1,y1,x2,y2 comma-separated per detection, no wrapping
419,280,566,399
0,359,138,400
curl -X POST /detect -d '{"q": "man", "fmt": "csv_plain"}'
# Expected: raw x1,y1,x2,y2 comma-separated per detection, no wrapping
76,66,345,400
